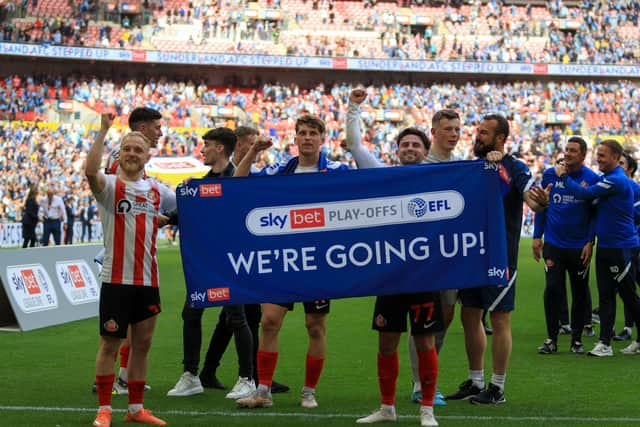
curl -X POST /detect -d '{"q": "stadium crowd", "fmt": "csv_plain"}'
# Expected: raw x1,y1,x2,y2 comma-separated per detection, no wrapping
1,75,640,223
1,0,640,64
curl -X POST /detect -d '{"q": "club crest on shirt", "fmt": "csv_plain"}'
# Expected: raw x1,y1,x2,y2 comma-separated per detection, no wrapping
147,189,159,202
580,180,588,187
103,318,119,333
498,164,511,185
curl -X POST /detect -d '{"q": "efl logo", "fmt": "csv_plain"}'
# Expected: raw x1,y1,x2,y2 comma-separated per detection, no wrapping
207,287,231,302
200,183,222,198
290,208,325,229
68,265,86,288
21,269,41,295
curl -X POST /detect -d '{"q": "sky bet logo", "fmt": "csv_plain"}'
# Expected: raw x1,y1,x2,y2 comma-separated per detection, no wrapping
207,287,230,302
259,208,325,230
179,184,222,198
200,183,222,198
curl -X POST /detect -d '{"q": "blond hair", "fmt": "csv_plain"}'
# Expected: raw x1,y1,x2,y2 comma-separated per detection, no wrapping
120,131,151,148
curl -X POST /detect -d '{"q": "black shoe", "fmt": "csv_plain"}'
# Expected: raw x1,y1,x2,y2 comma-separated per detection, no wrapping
484,325,493,336
470,383,506,404
613,328,632,341
445,379,485,400
592,308,600,324
584,325,595,337
92,381,97,393
538,339,558,354
270,381,290,394
570,341,585,354
199,373,227,390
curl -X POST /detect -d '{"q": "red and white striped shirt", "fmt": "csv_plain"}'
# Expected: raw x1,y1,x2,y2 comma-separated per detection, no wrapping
94,175,176,286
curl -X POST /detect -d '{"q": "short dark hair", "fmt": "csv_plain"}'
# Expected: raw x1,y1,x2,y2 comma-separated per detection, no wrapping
483,113,510,141
295,115,325,135
128,107,162,130
396,127,430,151
202,127,237,158
567,136,588,154
599,139,623,158
432,109,460,127
235,126,259,139
622,151,638,176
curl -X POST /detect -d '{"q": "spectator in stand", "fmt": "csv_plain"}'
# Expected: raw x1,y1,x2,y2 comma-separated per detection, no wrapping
64,195,76,244
80,200,95,242
38,182,66,246
21,183,39,248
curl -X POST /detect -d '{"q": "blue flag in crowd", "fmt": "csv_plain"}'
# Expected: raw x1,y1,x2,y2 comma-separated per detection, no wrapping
177,160,507,307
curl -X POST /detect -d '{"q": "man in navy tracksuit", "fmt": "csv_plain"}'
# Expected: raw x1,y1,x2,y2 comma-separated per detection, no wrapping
533,137,599,355
611,152,640,343
555,139,640,356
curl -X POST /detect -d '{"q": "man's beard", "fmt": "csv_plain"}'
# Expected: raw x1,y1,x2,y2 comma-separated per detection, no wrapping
473,137,494,158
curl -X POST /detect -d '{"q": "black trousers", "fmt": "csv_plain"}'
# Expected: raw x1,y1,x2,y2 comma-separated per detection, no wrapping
182,301,260,379
596,247,640,345
543,243,590,343
558,281,593,326
22,224,37,248
41,219,61,246
81,222,92,242
200,304,261,382
64,223,74,244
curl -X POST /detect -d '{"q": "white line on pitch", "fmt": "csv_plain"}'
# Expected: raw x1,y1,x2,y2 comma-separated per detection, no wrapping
0,406,638,423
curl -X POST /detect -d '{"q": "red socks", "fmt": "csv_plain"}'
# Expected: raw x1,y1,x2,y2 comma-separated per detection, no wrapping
304,354,325,389
257,350,278,388
418,347,438,407
96,374,115,407
378,352,399,406
119,345,130,369
127,380,146,405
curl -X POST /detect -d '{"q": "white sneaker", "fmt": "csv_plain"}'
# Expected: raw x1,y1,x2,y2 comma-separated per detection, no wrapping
620,341,640,354
356,406,397,423
167,372,204,397
301,387,318,408
113,377,128,395
226,377,256,399
420,406,438,427
587,341,613,357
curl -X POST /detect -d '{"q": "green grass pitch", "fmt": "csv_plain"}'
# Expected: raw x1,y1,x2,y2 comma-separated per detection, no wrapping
1,239,637,426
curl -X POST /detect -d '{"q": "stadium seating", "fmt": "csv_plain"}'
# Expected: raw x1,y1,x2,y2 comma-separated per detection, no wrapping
4,0,637,64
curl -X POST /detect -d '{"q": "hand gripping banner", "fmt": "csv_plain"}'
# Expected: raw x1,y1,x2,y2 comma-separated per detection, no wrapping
177,160,507,307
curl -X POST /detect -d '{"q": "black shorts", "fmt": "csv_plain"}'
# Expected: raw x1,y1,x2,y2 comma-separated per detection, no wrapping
99,283,161,338
459,268,517,312
372,292,444,336
276,299,330,314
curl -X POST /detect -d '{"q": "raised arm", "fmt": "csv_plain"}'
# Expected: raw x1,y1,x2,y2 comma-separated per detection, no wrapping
346,87,385,169
233,136,273,177
85,113,114,194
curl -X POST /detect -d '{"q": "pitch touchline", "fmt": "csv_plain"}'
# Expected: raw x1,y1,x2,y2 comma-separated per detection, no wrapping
0,406,639,422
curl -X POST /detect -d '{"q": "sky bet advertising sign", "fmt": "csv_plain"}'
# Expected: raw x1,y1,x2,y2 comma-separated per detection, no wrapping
177,161,507,307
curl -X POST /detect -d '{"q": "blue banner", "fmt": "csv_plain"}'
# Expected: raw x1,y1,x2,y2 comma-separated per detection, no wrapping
177,160,507,307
